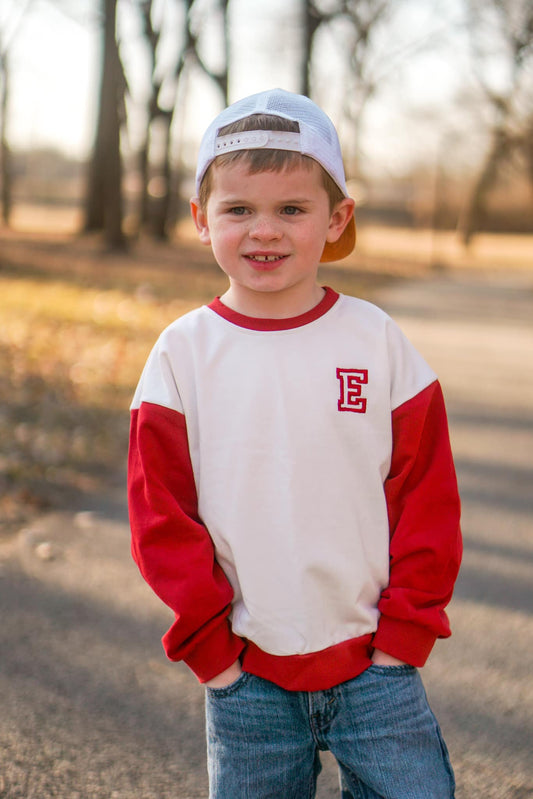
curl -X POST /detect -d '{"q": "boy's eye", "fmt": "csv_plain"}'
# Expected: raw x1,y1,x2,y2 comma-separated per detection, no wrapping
229,206,247,215
282,206,301,216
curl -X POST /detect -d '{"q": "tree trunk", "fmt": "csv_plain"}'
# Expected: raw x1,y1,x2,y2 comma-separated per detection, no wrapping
525,118,533,205
0,48,12,226
301,0,321,96
84,0,125,250
220,0,230,105
150,112,174,239
461,127,510,246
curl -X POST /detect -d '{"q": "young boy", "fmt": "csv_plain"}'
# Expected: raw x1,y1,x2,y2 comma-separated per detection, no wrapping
128,89,462,798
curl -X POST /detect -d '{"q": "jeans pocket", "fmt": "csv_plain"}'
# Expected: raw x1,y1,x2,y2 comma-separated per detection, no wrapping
205,670,251,698
367,663,416,675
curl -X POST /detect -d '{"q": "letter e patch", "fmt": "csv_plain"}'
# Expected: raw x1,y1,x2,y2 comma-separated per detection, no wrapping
336,368,368,413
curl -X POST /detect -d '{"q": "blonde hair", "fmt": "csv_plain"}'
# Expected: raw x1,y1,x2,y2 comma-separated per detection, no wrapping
198,114,345,211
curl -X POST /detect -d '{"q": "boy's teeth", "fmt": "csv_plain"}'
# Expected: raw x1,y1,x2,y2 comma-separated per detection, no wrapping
252,255,282,262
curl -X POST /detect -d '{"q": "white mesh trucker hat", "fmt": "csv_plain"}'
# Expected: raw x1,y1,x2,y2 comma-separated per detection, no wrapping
195,88,356,262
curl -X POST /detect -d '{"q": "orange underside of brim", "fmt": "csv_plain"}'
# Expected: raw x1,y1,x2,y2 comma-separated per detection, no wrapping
320,215,356,263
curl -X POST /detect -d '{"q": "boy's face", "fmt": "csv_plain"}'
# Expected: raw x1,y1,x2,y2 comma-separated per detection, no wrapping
191,159,353,317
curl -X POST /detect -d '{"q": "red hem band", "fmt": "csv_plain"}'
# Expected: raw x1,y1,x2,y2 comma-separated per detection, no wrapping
241,634,374,692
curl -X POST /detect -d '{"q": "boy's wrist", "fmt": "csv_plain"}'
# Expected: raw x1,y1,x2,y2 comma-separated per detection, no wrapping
371,648,408,667
204,659,242,688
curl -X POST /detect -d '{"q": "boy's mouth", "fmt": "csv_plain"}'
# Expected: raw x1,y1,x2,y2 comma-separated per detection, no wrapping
247,254,285,263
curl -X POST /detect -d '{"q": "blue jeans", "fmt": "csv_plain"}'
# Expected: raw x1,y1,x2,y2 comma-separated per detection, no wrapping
205,665,455,798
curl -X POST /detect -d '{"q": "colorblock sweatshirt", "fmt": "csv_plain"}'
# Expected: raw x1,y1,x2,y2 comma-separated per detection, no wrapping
128,288,462,690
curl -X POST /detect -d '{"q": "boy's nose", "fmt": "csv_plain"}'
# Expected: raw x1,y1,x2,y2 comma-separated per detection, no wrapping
249,215,282,241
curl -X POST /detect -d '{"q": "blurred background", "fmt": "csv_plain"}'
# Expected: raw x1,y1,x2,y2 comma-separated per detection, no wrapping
1,2,532,798
3,0,532,525
1,0,532,245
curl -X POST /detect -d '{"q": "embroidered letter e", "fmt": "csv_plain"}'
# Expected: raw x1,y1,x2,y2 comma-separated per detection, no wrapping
336,368,368,413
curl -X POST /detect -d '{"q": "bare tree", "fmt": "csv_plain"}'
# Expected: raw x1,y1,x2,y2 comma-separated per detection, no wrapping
301,0,417,177
0,37,12,226
0,0,34,226
341,1,393,169
300,2,391,112
526,113,533,189
84,0,127,249
188,0,230,104
129,0,230,239
136,0,161,231
300,0,323,96
132,0,195,238
461,0,533,244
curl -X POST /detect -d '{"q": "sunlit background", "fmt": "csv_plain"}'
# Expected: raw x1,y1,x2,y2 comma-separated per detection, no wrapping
1,3,533,798
2,0,532,245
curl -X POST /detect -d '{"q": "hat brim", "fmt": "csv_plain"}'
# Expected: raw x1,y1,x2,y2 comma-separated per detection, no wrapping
320,215,356,263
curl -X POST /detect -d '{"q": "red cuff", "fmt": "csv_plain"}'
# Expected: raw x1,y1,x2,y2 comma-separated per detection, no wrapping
372,615,442,667
179,621,246,683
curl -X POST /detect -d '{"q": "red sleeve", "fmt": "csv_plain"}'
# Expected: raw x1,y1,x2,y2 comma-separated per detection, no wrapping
128,402,245,682
373,380,462,666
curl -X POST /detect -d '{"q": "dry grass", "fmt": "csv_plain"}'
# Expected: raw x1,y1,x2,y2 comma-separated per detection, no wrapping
352,225,533,272
0,229,226,532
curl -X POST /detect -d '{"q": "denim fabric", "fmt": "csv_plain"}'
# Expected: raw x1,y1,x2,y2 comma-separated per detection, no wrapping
205,666,455,799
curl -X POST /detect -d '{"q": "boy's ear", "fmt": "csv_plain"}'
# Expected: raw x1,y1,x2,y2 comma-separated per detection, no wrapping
326,198,355,244
190,198,211,246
